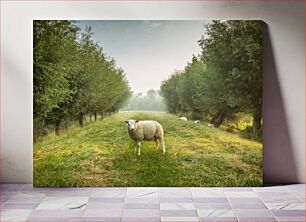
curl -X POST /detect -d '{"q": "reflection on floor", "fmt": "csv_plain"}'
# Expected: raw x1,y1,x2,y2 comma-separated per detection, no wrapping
0,184,304,222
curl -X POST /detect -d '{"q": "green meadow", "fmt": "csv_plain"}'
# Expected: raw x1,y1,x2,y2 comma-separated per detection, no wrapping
34,111,262,187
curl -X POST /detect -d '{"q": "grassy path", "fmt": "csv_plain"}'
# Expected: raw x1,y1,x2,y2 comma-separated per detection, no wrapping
34,112,262,187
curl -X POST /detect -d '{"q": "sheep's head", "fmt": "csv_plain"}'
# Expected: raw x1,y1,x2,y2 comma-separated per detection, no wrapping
125,119,139,132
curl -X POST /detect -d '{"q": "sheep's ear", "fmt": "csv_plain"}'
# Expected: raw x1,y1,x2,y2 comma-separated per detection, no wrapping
135,120,139,123
125,121,129,123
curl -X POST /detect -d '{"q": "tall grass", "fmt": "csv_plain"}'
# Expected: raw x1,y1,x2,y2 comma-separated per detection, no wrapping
33,111,262,187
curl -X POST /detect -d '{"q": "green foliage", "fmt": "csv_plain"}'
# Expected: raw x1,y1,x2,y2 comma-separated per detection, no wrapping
160,72,182,113
33,20,79,119
33,21,131,135
34,112,262,187
160,20,263,134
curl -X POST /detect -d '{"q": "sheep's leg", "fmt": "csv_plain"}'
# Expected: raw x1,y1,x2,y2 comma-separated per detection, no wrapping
134,142,137,154
160,139,166,154
155,140,159,150
137,142,141,156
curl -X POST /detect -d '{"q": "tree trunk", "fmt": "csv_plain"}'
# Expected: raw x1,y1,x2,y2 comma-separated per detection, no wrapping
252,109,262,134
55,118,62,135
41,119,45,128
78,112,84,127
210,109,227,128
89,114,92,122
94,111,97,122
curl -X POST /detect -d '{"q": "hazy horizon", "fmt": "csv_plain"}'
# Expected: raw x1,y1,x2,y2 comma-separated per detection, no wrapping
78,20,207,95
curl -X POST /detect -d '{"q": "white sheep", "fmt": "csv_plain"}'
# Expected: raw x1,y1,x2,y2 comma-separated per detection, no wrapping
179,117,187,121
125,119,165,156
194,120,200,123
207,123,215,127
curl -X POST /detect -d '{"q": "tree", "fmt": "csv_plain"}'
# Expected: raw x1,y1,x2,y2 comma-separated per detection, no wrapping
33,20,79,121
160,20,262,134
198,20,262,131
33,21,131,136
160,71,183,114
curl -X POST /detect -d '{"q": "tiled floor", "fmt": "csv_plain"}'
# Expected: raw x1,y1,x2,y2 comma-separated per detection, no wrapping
0,184,304,222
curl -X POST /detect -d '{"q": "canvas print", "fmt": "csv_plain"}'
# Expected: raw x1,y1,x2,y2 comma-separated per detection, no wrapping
33,20,263,187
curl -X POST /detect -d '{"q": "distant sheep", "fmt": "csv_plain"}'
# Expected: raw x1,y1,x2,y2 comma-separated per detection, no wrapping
179,117,187,121
194,120,200,124
125,120,165,156
207,123,215,127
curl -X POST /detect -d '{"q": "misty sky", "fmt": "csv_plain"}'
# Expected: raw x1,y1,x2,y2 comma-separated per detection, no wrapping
78,20,207,94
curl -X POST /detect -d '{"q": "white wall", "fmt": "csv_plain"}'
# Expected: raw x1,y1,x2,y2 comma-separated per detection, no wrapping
1,1,304,184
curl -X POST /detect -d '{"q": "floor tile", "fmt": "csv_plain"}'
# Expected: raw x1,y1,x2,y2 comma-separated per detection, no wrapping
27,217,83,221
122,209,160,217
265,202,305,210
29,209,84,218
91,187,126,191
10,191,46,199
83,208,123,217
291,192,305,201
36,196,88,210
232,204,267,209
125,203,159,209
225,191,258,198
1,196,10,205
91,189,125,198
276,217,306,222
198,209,235,217
200,217,238,222
257,192,301,203
192,189,225,197
160,197,194,203
281,184,304,191
237,218,277,222
32,187,92,192
126,188,158,198
159,188,191,192
161,210,198,217
6,197,44,204
222,188,253,191
272,209,305,217
234,209,274,218
228,198,263,204
125,197,159,203
0,209,32,221
196,203,231,209
253,186,289,193
162,216,199,222
228,198,267,210
160,203,196,210
1,183,305,222
122,217,161,222
86,202,123,209
194,197,228,203
2,203,39,209
89,197,125,203
45,191,91,197
159,189,192,198
83,217,121,222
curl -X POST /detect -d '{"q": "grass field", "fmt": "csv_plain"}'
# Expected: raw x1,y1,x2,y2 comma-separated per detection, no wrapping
33,111,262,187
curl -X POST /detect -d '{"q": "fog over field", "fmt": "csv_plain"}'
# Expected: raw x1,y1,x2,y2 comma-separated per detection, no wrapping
79,20,205,94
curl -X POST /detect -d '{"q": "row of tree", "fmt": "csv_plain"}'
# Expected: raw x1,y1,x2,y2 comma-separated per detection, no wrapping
122,89,167,112
34,21,131,135
160,20,262,134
